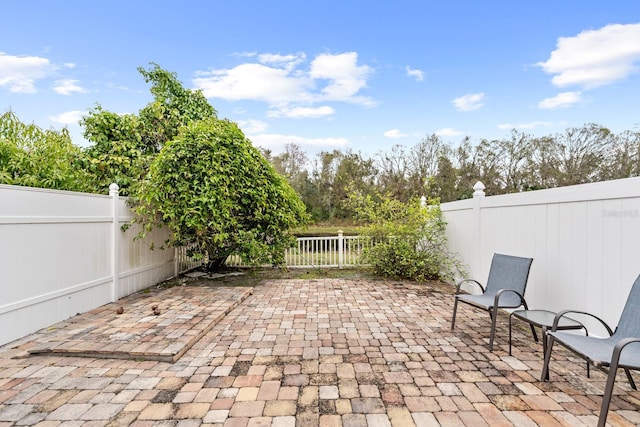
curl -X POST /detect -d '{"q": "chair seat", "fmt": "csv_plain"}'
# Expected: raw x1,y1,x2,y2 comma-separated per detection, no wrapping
550,331,640,369
456,292,523,309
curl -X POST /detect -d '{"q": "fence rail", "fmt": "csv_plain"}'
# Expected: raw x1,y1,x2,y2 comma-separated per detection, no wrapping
285,234,369,268
177,232,370,271
174,246,203,275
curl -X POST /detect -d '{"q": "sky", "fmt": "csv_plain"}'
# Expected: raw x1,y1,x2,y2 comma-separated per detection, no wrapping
2,1,640,157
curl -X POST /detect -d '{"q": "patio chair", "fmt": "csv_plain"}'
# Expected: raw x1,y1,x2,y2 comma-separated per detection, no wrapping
541,274,640,427
451,253,535,350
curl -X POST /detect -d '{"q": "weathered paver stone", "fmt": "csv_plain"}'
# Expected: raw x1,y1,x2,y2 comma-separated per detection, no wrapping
138,402,174,420
263,400,297,416
350,397,386,414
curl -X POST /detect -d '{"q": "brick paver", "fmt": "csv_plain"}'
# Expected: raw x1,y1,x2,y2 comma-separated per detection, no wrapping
23,285,253,363
0,278,639,425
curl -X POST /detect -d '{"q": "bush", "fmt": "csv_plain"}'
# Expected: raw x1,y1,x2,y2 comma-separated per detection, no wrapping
344,189,464,282
131,118,309,269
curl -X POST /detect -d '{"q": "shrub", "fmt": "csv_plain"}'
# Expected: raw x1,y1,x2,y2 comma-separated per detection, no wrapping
344,188,464,282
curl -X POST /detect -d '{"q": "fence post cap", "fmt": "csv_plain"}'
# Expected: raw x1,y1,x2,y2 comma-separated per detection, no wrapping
473,181,485,197
109,183,120,193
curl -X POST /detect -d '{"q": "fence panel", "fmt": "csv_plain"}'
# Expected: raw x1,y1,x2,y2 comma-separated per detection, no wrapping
440,177,640,330
0,184,174,346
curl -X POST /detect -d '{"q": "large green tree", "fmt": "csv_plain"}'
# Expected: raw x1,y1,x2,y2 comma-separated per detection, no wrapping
133,118,309,269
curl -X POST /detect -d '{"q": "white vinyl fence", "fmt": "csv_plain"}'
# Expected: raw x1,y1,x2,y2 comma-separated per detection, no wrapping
4,176,638,346
441,177,640,330
0,183,182,346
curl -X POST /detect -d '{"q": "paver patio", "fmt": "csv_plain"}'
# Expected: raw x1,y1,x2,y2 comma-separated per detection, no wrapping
0,278,638,426
24,286,253,363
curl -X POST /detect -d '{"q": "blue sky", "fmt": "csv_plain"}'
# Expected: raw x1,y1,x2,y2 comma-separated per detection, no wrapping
2,1,640,157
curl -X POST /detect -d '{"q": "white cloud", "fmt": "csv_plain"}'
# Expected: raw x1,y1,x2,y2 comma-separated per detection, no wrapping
194,62,313,103
310,52,374,105
537,23,640,89
452,92,485,112
497,121,556,130
48,110,85,125
258,52,306,71
384,129,409,138
193,51,375,111
0,52,53,93
268,105,335,119
53,79,88,95
237,119,268,134
247,132,348,154
537,91,582,109
435,128,464,137
406,66,425,82
63,63,76,69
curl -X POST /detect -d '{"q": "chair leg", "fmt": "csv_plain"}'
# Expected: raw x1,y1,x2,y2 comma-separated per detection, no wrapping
451,298,459,330
521,301,539,342
624,368,637,390
541,334,555,381
489,306,499,351
598,358,620,427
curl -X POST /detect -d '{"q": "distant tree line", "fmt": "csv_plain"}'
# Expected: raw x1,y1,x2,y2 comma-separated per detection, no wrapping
262,124,640,222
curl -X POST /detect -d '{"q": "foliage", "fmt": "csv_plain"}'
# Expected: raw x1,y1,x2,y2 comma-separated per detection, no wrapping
80,64,217,195
264,146,379,222
0,111,96,192
344,187,464,282
80,106,149,195
554,123,613,186
137,63,217,152
132,118,310,269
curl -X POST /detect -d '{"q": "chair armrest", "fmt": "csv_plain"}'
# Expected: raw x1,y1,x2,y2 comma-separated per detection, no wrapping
611,337,640,368
493,289,525,308
551,309,614,335
455,279,485,295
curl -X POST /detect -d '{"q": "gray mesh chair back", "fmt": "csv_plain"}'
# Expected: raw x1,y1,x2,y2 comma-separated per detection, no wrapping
613,275,640,339
484,254,534,307
451,253,534,350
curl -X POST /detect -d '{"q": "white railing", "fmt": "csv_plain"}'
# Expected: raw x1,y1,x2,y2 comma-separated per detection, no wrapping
286,233,368,268
222,232,369,269
174,246,204,275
